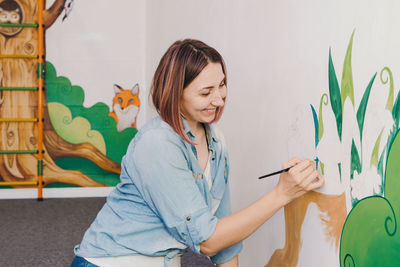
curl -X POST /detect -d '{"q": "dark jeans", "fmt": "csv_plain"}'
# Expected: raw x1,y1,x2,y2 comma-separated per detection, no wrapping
71,256,100,267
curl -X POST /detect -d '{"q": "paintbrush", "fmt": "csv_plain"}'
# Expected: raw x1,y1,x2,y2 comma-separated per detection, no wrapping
258,160,317,179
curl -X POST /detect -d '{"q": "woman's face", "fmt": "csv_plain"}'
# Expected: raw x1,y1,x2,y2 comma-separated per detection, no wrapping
181,62,226,129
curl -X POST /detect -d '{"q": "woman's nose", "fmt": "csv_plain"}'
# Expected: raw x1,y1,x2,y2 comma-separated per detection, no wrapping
211,92,224,106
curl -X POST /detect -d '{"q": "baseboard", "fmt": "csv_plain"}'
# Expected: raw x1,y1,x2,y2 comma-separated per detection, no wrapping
0,187,114,199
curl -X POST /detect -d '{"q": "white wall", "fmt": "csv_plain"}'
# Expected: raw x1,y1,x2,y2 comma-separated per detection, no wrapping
145,0,400,266
15,0,400,265
46,0,148,127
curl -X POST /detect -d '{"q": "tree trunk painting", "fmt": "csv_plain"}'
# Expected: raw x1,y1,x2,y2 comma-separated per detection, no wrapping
0,0,121,187
265,192,347,267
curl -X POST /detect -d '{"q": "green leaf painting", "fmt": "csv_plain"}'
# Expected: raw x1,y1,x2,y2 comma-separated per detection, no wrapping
384,125,399,173
341,30,356,109
340,130,400,267
319,161,325,175
376,150,385,196
311,94,329,149
311,104,319,147
356,73,377,143
319,94,329,141
392,89,400,128
350,139,361,180
377,149,385,179
329,48,343,142
380,67,394,112
370,129,384,168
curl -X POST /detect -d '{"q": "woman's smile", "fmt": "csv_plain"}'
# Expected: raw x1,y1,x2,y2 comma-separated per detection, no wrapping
181,62,226,131
203,108,216,114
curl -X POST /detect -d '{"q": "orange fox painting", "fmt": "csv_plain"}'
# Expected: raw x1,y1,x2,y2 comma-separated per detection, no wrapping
109,84,140,131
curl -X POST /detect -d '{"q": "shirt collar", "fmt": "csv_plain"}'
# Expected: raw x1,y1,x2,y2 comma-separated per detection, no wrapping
181,116,195,139
181,117,218,144
204,123,218,144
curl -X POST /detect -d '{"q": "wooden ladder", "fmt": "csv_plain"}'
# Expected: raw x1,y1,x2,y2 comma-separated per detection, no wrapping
0,0,45,200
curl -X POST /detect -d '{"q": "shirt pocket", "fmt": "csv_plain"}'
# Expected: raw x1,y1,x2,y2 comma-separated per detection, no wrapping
211,156,228,200
192,172,208,197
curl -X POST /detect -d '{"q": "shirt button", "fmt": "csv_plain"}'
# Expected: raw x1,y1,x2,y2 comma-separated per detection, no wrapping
186,216,191,222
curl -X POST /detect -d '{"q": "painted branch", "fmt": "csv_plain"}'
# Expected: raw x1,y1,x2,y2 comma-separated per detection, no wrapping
44,130,121,174
43,0,66,29
0,151,104,187
43,162,106,187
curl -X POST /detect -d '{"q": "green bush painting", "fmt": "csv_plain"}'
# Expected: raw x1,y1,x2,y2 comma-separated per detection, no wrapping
45,61,137,186
340,130,400,266
311,30,400,266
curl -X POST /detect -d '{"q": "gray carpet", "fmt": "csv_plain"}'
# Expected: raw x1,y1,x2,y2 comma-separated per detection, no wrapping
0,197,215,267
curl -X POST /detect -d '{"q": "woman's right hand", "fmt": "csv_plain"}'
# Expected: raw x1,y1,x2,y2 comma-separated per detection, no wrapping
276,158,324,205
201,157,324,255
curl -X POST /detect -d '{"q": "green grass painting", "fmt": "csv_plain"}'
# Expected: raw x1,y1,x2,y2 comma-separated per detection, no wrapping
310,30,400,266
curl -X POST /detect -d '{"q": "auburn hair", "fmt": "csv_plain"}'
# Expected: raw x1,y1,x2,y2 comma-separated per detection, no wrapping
151,39,227,144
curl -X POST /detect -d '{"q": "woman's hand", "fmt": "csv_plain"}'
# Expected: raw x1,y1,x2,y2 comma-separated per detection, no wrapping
276,158,324,205
200,158,324,256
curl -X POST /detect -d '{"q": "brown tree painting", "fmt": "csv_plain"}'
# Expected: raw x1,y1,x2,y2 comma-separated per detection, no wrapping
0,0,126,188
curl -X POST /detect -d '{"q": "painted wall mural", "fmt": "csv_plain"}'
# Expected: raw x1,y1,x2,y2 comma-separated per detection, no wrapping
266,30,400,266
2,1,398,265
0,0,139,188
108,83,140,132
45,62,138,187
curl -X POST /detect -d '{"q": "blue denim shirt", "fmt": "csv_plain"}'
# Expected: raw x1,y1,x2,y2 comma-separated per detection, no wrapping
74,116,242,266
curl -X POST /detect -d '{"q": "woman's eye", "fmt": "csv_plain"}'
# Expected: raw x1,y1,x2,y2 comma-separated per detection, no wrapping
201,90,211,96
219,83,225,87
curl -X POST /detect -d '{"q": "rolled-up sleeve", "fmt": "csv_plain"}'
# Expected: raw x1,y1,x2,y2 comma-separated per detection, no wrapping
129,129,218,254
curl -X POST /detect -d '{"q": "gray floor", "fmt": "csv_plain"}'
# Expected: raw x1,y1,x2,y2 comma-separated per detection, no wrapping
0,197,215,267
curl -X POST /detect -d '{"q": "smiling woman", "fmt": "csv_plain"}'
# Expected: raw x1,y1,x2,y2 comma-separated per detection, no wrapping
71,39,324,267
181,62,227,171
181,62,227,131
151,39,227,145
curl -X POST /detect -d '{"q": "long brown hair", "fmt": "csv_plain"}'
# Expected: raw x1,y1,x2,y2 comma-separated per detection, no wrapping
151,39,227,143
